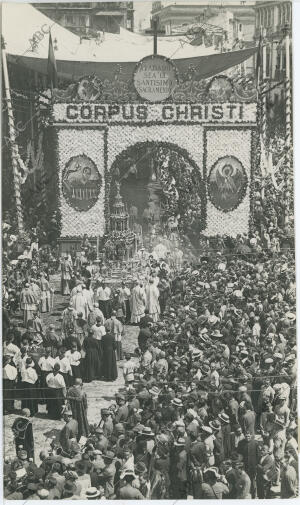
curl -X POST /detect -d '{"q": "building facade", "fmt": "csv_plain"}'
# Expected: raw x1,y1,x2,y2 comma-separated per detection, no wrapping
151,1,255,42
254,0,292,83
33,2,134,36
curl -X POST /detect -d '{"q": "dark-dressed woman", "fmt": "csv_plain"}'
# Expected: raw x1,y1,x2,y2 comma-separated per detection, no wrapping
46,363,66,420
21,358,39,416
83,333,102,382
101,331,118,381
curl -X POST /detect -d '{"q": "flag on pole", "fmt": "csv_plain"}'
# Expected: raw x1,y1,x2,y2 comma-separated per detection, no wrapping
47,32,58,89
260,134,268,178
260,135,280,190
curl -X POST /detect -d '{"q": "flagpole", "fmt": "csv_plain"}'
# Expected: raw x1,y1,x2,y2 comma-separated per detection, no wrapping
261,38,267,142
283,23,291,226
2,46,24,233
259,28,267,202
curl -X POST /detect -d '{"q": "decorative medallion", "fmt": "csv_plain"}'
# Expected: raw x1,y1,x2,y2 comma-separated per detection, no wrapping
208,155,248,212
233,75,257,101
75,75,103,102
133,54,178,103
205,75,234,101
62,154,102,212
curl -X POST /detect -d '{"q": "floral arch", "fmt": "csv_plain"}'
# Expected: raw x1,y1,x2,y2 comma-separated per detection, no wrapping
109,141,206,241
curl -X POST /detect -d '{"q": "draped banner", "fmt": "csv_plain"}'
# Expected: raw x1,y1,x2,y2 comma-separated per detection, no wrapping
8,47,257,83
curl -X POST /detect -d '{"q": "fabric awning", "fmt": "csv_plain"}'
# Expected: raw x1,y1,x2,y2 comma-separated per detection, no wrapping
8,47,257,83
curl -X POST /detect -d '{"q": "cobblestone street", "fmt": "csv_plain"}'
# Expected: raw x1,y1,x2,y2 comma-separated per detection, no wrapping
3,275,139,463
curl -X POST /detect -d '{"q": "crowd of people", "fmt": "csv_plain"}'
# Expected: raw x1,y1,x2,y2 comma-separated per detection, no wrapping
2,127,298,500
3,227,298,499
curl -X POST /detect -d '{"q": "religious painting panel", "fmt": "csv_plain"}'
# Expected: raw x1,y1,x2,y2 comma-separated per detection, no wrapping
56,127,107,238
204,127,252,237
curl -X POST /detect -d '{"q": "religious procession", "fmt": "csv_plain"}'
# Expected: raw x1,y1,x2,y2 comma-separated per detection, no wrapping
1,0,298,502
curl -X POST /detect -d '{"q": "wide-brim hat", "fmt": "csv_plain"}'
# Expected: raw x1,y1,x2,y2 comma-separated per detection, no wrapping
186,408,197,419
120,469,136,480
85,487,101,498
135,462,147,475
209,420,221,430
171,398,183,407
240,350,249,356
37,488,49,499
142,427,155,437
103,450,115,460
201,426,213,435
218,413,230,424
149,386,160,396
212,330,223,338
274,417,285,428
204,467,220,478
285,354,295,362
192,349,201,357
174,437,186,446
200,327,208,335
133,423,144,434
265,358,273,364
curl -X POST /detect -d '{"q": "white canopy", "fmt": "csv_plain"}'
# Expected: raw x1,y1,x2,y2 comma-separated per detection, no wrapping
2,2,218,62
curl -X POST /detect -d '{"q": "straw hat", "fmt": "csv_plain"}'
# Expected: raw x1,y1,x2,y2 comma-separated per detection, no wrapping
171,398,183,408
174,437,186,446
85,487,101,498
218,413,230,424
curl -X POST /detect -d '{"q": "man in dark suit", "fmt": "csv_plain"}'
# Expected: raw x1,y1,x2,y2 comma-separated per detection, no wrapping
137,322,151,352
139,309,153,329
240,401,256,436
114,394,129,424
237,432,261,498
59,410,78,454
256,444,276,498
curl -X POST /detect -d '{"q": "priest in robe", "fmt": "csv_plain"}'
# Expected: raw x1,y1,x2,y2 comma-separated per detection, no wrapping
145,278,160,322
101,331,118,381
72,285,88,317
67,378,89,440
20,283,37,326
60,256,73,295
11,408,34,461
38,272,52,313
130,280,146,324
